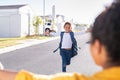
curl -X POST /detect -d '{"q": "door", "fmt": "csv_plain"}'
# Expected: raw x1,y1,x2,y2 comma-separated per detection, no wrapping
0,16,10,37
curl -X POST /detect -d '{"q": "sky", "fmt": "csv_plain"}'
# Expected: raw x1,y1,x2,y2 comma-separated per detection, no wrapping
0,0,113,24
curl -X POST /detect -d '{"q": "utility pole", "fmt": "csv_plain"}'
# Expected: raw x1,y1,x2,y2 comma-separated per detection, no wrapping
52,5,55,30
28,12,30,36
43,0,45,35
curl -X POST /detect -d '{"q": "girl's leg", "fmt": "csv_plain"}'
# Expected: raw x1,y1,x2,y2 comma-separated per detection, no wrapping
61,49,67,72
66,50,72,65
62,54,67,72
62,62,66,72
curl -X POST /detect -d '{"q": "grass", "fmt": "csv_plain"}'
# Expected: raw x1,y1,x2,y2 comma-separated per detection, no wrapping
0,35,51,48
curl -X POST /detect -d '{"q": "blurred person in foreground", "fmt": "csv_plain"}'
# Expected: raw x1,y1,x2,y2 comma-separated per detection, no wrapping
0,0,120,80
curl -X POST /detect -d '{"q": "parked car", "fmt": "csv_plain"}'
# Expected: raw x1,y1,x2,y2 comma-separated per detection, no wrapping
45,22,52,33
44,22,56,36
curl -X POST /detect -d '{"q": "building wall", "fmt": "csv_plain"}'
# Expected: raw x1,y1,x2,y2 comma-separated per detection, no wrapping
10,14,21,37
19,5,34,36
0,5,34,38
0,9,18,15
0,15,10,37
0,14,21,38
20,13,29,36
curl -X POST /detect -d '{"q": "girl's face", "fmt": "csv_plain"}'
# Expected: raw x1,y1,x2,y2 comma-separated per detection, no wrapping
64,24,71,32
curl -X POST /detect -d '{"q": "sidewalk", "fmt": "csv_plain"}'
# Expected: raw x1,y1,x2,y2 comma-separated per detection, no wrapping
0,37,59,54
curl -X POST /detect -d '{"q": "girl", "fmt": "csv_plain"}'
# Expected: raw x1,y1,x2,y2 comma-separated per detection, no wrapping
59,22,78,72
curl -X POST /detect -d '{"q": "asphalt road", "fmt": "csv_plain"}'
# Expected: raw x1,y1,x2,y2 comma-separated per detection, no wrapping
0,33,102,75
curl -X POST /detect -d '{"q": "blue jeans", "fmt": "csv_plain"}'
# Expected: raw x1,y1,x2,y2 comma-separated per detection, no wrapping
60,49,72,72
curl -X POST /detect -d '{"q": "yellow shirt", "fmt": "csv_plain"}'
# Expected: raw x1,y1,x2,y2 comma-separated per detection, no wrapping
15,67,120,80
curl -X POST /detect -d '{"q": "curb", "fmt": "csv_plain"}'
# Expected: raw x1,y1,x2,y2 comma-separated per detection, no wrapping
0,37,59,54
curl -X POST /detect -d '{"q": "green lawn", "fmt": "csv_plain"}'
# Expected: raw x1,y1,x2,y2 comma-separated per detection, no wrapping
0,36,51,48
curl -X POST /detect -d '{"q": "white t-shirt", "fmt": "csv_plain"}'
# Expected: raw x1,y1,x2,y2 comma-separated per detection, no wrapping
61,33,72,49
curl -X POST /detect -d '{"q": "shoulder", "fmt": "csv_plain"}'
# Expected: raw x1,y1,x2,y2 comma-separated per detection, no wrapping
70,31,74,34
60,32,64,37
60,32,65,35
51,73,90,80
60,31,65,34
69,31,74,36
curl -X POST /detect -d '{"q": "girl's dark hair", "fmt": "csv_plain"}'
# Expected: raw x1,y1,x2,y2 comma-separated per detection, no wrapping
91,1,120,62
64,22,71,27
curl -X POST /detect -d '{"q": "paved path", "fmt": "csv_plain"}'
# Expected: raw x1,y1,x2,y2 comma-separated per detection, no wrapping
0,37,59,54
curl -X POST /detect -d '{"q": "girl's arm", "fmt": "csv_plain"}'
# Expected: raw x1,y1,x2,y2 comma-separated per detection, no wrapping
0,70,89,80
0,70,17,80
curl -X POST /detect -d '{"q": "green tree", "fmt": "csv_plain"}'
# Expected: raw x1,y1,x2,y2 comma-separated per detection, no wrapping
32,16,42,35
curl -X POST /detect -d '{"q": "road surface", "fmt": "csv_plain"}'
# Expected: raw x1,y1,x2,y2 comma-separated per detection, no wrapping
0,33,102,75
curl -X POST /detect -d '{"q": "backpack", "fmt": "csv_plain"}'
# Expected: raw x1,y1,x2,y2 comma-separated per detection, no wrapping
53,32,78,58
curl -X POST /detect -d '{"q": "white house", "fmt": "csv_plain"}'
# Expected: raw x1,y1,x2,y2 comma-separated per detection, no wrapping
0,4,34,38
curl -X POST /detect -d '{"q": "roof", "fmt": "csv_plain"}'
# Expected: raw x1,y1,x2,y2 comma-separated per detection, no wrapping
0,4,28,9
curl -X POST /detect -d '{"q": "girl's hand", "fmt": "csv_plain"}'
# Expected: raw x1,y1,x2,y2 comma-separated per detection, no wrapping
0,62,4,70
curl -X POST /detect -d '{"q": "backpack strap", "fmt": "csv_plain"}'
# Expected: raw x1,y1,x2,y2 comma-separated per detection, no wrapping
59,32,64,48
70,32,78,57
70,32,76,44
53,32,64,53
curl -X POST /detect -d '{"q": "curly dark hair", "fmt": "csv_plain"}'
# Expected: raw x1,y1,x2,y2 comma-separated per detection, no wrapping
64,22,71,28
91,1,120,63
